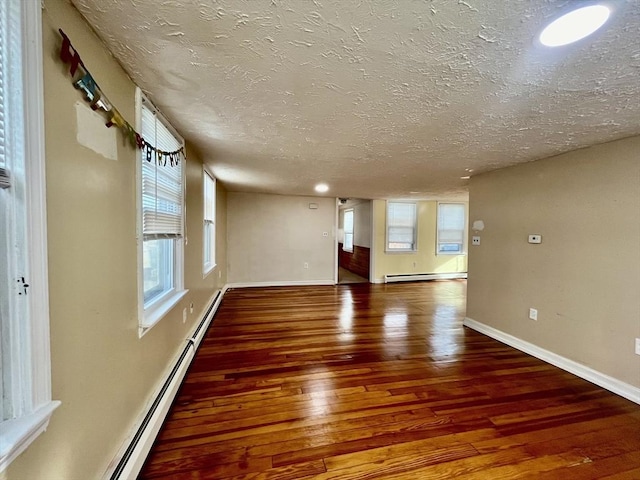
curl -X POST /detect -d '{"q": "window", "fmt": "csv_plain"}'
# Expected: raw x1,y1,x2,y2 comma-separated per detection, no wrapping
386,202,417,252
0,0,60,472
437,203,467,254
203,170,216,274
343,209,354,252
137,90,187,332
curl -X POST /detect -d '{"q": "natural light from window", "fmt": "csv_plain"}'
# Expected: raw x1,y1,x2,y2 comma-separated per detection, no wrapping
539,5,610,47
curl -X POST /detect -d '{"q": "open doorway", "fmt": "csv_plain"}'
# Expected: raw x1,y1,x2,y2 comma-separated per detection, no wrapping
337,199,371,284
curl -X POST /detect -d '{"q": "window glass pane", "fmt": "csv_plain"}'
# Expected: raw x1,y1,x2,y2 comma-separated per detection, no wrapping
344,210,353,232
143,238,174,304
203,172,215,269
203,221,212,265
140,95,184,308
344,233,353,251
343,209,354,251
0,0,29,421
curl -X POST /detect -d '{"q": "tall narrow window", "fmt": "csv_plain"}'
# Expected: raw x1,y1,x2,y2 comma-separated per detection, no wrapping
386,202,417,252
0,0,59,471
343,209,354,252
138,90,186,331
203,170,216,274
437,203,466,254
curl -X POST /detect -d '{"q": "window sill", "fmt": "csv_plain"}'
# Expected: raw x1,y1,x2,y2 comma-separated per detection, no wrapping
203,263,217,278
0,401,61,473
139,289,189,337
436,252,468,256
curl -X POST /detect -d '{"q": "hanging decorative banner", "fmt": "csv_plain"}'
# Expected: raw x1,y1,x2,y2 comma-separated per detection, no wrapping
58,29,185,166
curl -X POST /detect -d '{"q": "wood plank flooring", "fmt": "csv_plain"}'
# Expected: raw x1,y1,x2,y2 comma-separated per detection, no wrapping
139,281,640,479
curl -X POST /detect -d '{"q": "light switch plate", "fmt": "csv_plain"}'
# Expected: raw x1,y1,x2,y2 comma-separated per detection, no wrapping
528,234,542,244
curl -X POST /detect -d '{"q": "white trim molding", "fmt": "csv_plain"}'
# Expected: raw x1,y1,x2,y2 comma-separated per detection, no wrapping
463,317,640,405
0,401,61,472
226,280,336,289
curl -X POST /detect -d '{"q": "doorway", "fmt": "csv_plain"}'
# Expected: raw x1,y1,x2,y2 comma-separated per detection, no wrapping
336,199,371,284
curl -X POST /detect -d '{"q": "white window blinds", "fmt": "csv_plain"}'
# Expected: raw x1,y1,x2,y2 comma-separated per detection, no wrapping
140,100,183,238
437,203,466,253
387,202,417,251
0,2,10,189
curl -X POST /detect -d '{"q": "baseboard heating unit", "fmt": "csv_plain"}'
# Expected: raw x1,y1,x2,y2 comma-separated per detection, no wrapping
105,290,224,480
384,272,467,283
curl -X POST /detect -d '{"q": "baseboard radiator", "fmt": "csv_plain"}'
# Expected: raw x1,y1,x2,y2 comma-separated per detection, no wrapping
106,290,224,480
384,272,467,283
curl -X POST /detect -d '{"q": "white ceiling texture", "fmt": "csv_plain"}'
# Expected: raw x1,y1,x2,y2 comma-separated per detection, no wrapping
71,0,640,200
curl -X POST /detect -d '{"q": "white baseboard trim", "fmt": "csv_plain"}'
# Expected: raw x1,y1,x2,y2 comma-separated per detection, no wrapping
103,289,225,480
384,272,467,283
226,279,335,289
463,317,640,405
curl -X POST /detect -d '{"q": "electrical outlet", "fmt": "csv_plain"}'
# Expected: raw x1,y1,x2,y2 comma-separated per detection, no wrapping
472,236,481,245
635,338,640,356
322,232,329,237
529,308,538,321
304,262,309,269
182,308,187,323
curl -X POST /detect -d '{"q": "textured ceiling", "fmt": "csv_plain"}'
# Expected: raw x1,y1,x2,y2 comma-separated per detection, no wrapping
71,0,640,200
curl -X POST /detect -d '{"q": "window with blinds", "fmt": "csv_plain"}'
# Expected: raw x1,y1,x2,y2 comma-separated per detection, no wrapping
203,170,216,273
437,203,466,254
387,202,417,251
0,0,59,469
139,95,184,307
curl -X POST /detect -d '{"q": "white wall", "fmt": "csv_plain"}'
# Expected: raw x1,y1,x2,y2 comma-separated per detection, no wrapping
227,192,335,285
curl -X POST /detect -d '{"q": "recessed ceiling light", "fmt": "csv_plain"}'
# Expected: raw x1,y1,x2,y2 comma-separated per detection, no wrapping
539,5,610,47
460,176,471,180
314,183,329,193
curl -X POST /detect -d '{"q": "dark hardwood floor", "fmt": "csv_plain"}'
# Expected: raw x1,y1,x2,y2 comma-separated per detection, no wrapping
139,281,640,479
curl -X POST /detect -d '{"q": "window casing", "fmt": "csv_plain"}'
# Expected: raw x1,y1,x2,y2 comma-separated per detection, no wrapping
386,202,417,252
137,90,187,333
203,170,216,275
437,203,467,254
0,0,60,472
343,209,354,252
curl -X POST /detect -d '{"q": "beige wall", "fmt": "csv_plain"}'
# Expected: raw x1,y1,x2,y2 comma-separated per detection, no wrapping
466,136,640,388
372,200,468,282
227,192,335,285
6,1,226,478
